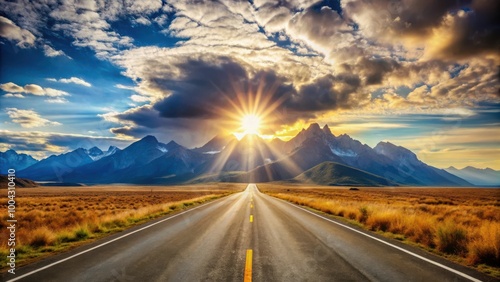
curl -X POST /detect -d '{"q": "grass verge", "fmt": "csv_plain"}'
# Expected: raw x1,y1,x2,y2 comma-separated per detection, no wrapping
260,184,500,279
0,185,243,271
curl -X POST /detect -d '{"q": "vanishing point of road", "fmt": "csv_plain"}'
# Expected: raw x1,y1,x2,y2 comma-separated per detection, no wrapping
4,184,495,282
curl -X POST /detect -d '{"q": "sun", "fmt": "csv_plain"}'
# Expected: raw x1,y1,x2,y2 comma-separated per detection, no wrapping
241,114,261,135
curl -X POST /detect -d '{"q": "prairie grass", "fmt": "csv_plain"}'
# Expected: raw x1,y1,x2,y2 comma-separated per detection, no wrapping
0,184,244,269
260,184,500,276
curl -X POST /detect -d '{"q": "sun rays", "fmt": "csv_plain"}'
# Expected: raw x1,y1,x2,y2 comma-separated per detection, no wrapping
205,77,301,178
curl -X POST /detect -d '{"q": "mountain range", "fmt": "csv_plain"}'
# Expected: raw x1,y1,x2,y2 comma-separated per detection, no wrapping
1,123,495,186
444,166,500,186
0,150,38,174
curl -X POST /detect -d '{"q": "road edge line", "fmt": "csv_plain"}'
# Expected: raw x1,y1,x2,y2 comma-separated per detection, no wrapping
7,193,236,282
272,195,482,282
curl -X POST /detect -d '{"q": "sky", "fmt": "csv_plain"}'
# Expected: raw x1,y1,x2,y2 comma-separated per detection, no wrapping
0,0,499,169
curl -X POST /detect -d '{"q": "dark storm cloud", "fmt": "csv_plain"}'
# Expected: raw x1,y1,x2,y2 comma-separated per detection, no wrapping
149,57,300,120
358,58,401,85
152,58,249,118
108,55,370,144
127,57,367,122
344,0,465,37
440,0,500,59
289,73,364,112
344,0,500,59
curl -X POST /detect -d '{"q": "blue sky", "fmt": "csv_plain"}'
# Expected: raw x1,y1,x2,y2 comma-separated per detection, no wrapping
0,0,499,169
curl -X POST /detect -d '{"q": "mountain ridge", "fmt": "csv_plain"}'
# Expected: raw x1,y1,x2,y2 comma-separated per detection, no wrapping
445,166,500,186
5,123,476,186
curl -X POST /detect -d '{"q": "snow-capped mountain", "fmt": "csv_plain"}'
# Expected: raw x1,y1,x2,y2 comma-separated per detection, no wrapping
86,146,121,161
18,145,120,181
373,142,470,186
0,150,38,174
14,123,474,186
61,137,185,183
19,148,98,181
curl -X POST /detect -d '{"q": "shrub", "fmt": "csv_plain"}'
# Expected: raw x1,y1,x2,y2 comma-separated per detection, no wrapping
29,227,56,247
467,222,500,266
358,206,370,223
437,222,467,255
366,211,393,232
74,228,89,240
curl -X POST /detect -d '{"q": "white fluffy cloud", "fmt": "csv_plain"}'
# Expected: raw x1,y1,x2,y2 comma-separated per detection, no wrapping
0,0,498,145
5,108,61,128
0,82,24,93
47,77,91,87
0,82,70,100
43,44,69,58
102,0,499,142
0,16,70,58
3,93,25,98
0,16,36,48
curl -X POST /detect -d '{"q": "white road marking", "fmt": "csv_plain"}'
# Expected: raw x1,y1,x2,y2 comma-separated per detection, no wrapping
272,194,482,282
7,194,236,282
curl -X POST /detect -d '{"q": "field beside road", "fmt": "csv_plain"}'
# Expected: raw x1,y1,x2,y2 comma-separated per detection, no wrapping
260,184,500,277
0,183,245,270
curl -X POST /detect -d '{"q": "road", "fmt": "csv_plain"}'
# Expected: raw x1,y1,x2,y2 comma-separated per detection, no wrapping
4,184,494,282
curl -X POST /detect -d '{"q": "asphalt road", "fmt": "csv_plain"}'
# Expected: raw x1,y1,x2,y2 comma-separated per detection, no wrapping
4,184,494,282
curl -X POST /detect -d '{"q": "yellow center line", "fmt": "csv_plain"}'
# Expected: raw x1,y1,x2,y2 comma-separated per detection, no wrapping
244,249,252,282
250,215,253,222
250,203,253,208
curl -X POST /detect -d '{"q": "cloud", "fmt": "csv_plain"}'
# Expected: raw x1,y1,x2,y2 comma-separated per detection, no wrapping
133,17,151,26
342,0,500,60
3,93,25,98
109,0,499,141
125,0,162,15
130,94,151,103
153,14,169,26
1,0,498,152
0,16,70,59
24,84,45,95
0,82,69,99
0,82,24,93
49,3,135,58
45,97,69,103
47,77,91,87
5,108,61,128
0,16,36,48
43,44,70,58
290,73,366,112
287,6,354,57
100,106,218,147
106,52,378,143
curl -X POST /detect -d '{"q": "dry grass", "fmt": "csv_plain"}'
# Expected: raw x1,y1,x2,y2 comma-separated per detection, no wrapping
0,183,244,269
260,184,500,276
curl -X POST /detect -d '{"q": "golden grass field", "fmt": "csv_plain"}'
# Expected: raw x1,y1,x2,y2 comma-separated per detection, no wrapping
259,184,500,277
0,183,245,269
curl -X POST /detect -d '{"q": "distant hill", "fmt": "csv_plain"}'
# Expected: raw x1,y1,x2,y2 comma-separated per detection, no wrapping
294,162,397,186
189,171,248,183
0,175,38,188
445,166,500,186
